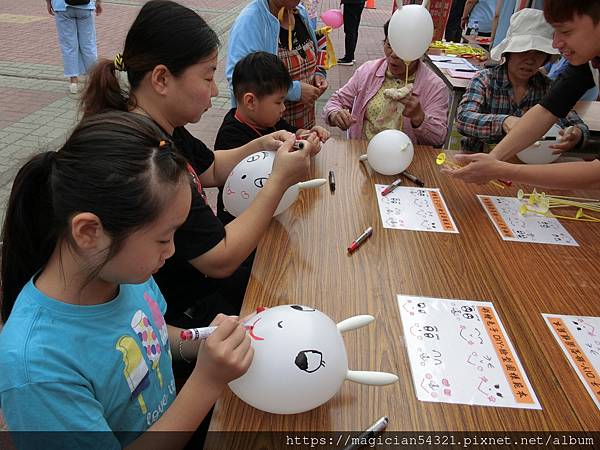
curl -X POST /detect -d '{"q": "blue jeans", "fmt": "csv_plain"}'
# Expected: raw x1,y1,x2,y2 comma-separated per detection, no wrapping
55,7,97,78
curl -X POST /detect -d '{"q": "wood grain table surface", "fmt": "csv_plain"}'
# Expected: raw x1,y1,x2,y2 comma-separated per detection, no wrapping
208,140,600,444
575,101,600,132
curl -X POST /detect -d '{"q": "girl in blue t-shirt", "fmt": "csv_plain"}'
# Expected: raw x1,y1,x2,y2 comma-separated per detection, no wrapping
0,111,253,449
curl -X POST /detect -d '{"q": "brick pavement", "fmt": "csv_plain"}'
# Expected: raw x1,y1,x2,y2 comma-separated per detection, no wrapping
0,0,395,432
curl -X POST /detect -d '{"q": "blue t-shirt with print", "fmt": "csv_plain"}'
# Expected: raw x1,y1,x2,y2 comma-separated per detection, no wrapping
468,0,496,34
0,277,176,449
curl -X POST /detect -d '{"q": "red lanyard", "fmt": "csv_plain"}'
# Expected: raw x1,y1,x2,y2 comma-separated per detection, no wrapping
234,110,275,138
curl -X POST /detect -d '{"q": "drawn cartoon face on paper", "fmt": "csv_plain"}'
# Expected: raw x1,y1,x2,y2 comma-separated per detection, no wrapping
552,232,572,243
385,217,405,228
466,351,495,372
416,208,434,219
585,340,600,356
420,220,438,231
514,229,534,240
385,207,404,216
229,305,349,413
410,189,427,197
413,198,428,208
459,324,484,345
402,300,428,316
508,217,527,229
477,376,504,403
538,220,558,230
418,348,442,367
420,373,451,398
572,318,596,337
450,304,480,322
410,324,440,340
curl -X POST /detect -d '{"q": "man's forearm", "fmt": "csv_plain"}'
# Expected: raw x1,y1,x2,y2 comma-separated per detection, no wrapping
489,104,558,161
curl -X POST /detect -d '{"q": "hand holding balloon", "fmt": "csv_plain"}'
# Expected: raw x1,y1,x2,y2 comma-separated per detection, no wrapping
259,130,295,151
399,93,425,127
194,314,254,389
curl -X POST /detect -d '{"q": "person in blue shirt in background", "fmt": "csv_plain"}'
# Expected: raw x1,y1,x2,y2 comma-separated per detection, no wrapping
461,0,497,37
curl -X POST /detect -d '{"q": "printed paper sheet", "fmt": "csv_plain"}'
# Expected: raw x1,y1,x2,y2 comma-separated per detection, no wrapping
543,314,600,410
376,185,458,233
478,195,578,246
398,295,541,409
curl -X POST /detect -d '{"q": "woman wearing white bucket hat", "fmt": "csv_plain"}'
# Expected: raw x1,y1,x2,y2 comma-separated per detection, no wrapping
444,0,600,191
456,8,589,153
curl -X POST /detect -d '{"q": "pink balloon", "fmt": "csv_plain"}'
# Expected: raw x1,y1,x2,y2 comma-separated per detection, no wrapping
321,9,343,29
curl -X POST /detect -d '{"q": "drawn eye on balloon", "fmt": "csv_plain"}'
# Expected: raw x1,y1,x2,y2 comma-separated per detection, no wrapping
295,350,326,373
260,151,269,159
254,177,269,188
291,305,316,312
246,154,261,163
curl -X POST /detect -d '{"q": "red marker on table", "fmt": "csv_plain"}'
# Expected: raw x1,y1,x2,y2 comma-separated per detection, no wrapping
347,226,373,254
381,178,402,196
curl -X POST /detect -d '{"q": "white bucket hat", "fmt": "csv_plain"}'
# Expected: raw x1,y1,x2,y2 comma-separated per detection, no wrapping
490,8,559,61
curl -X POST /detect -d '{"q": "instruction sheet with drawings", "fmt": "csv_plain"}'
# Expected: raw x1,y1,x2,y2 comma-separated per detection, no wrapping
478,195,578,246
543,314,600,411
375,185,459,233
398,295,541,409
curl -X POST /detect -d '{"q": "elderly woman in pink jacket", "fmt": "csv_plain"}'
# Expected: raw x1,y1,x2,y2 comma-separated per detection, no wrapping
323,20,449,146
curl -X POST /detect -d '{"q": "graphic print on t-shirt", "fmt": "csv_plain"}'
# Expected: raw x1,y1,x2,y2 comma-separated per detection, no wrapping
131,310,164,388
116,335,151,414
144,292,171,359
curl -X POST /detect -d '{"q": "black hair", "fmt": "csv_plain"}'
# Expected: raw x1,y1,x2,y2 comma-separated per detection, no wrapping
232,52,292,101
545,0,600,25
0,111,190,322
82,0,220,116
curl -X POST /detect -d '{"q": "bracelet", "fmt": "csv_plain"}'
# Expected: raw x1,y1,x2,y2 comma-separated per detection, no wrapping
178,338,192,364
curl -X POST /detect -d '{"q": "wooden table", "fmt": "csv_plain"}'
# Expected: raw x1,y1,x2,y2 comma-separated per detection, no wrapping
424,49,488,148
208,140,600,447
575,101,600,132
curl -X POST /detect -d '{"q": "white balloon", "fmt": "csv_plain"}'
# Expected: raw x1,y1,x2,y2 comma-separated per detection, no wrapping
229,305,348,414
223,151,298,217
516,124,562,164
365,129,414,175
388,5,434,62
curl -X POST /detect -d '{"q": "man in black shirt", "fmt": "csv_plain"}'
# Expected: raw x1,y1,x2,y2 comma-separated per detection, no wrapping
445,0,600,190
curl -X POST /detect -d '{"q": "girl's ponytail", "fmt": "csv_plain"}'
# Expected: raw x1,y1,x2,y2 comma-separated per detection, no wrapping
81,58,129,117
1,152,57,322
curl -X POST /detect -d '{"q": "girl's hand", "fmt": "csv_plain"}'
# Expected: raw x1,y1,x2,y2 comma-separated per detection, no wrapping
259,130,295,151
551,126,582,154
441,153,506,185
300,82,320,104
270,135,311,188
194,314,253,388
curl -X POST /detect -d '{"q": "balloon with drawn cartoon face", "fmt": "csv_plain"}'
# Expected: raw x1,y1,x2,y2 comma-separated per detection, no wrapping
223,151,327,218
223,151,298,217
229,305,399,414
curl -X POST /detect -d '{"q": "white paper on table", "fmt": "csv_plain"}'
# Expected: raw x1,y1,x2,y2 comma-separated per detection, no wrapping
429,54,477,70
543,314,600,410
375,185,458,233
398,294,541,409
478,195,578,246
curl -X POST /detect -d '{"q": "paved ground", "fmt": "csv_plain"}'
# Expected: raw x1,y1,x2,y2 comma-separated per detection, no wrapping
0,0,393,227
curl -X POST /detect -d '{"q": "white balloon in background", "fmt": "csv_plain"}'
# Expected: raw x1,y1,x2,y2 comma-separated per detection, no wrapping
229,305,398,414
516,124,562,164
362,129,414,175
223,150,325,217
388,5,434,62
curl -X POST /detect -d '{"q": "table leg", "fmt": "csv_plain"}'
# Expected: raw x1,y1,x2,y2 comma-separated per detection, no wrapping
445,89,461,149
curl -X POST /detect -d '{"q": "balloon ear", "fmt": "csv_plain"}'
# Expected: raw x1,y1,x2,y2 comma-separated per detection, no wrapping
359,154,368,161
346,370,399,385
421,0,430,8
297,178,327,190
337,315,374,333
